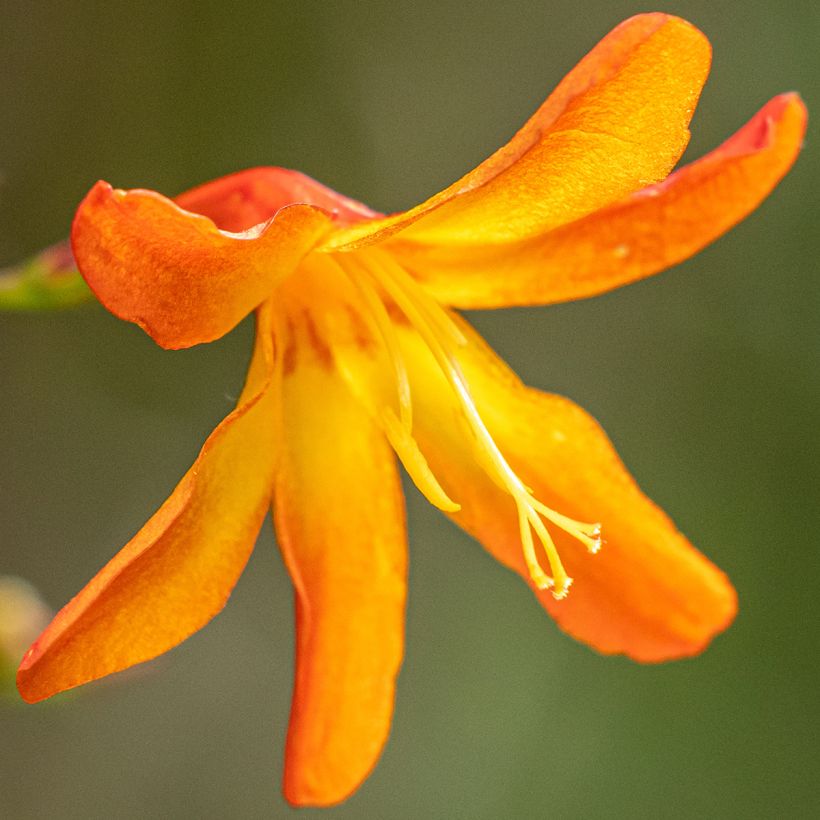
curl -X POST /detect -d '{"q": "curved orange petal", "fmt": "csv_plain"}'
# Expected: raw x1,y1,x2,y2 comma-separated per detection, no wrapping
6,168,374,311
399,318,736,662
392,93,807,308
17,303,278,703
72,180,331,349
174,166,379,233
274,308,406,807
323,13,710,250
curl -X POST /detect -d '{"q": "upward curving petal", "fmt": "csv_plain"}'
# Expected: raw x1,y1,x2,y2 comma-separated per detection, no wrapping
274,305,407,806
391,93,807,308
72,180,331,349
323,13,710,250
398,317,736,662
17,304,279,703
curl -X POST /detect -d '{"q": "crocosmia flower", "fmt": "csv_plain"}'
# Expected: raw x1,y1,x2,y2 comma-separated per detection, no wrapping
17,13,805,806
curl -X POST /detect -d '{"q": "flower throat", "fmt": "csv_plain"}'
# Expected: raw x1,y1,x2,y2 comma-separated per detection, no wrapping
332,248,602,599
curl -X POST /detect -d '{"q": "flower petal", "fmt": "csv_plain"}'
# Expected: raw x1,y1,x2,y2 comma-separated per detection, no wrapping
392,93,807,308
323,13,710,250
399,317,736,662
72,180,331,349
174,166,379,233
17,304,278,703
2,168,372,314
273,311,406,806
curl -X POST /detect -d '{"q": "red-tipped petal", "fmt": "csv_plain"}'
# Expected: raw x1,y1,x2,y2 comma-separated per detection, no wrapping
393,94,807,308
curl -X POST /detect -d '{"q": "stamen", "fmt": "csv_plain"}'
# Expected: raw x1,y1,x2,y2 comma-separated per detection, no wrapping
382,407,460,513
529,500,603,554
351,249,601,599
322,256,458,514
527,508,572,598
401,274,468,349
518,504,553,591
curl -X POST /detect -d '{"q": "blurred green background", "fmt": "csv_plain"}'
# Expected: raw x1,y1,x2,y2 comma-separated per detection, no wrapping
1,1,817,817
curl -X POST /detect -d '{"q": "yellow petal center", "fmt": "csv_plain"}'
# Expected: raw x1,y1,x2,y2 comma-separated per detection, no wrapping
337,248,601,599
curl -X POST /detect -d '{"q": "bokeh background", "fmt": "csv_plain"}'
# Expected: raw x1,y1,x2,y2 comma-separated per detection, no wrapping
1,1,818,817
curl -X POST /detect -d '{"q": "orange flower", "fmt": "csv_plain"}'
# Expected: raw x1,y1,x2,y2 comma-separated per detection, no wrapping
17,13,805,807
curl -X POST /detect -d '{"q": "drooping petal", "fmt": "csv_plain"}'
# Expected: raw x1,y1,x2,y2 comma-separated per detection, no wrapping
398,316,736,662
273,307,406,806
391,93,807,308
72,180,331,349
17,303,278,703
323,13,710,250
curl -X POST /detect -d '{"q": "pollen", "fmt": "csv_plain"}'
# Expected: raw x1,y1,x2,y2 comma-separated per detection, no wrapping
348,248,602,599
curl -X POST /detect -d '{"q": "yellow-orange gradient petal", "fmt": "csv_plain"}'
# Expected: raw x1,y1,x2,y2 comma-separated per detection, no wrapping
274,311,406,807
323,13,710,250
392,93,807,308
17,304,278,703
72,180,331,349
399,318,736,662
